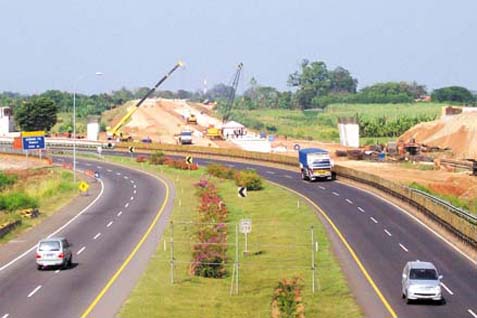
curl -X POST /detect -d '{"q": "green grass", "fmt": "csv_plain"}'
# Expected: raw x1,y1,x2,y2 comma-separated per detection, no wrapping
111,157,361,318
0,168,77,243
229,103,444,144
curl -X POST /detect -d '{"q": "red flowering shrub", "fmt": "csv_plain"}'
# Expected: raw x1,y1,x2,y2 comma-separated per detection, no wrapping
136,155,148,163
190,181,228,278
165,158,198,170
271,277,305,318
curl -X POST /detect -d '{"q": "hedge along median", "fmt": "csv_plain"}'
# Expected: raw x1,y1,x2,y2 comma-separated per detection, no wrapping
114,157,361,318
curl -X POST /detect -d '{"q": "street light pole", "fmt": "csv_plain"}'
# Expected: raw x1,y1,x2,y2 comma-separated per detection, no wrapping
72,72,104,185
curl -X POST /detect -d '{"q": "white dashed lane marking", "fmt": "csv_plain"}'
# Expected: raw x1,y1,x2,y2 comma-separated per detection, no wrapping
125,203,129,208
399,243,409,253
27,285,42,298
266,171,275,175
54,269,60,274
117,211,123,217
384,229,392,237
124,176,129,179
133,190,137,194
77,246,86,255
318,186,326,190
332,192,340,196
93,233,101,240
284,175,293,179
116,172,121,176
107,169,112,172
130,196,134,201
440,282,454,295
2,313,9,318
357,207,365,213
468,309,477,318
107,221,113,228
97,166,102,169
133,184,137,189
370,217,378,224
130,180,135,184
345,199,353,204
85,163,91,166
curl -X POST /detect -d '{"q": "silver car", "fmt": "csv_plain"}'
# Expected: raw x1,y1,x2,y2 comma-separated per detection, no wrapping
36,237,73,270
402,260,443,304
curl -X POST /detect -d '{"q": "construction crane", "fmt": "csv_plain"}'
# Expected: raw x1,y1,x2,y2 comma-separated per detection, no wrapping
107,61,184,141
222,62,243,123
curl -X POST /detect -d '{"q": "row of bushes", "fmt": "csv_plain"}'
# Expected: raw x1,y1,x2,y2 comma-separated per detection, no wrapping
271,277,305,318
136,152,199,170
206,164,264,191
190,180,228,278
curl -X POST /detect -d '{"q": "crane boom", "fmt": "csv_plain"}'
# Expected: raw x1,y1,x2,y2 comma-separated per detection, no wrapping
222,62,243,123
109,61,184,138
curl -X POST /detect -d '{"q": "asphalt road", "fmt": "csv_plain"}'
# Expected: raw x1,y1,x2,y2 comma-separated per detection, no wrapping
0,158,174,318
1,152,476,318
192,157,477,318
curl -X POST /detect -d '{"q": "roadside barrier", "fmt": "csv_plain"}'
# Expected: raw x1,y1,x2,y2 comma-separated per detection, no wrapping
0,220,22,238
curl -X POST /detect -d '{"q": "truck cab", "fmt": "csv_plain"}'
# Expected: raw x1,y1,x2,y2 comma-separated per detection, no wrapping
178,130,193,145
299,148,334,181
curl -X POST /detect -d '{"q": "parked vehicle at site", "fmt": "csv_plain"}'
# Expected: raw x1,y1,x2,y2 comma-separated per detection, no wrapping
401,260,443,304
299,148,334,181
36,237,73,270
178,130,193,145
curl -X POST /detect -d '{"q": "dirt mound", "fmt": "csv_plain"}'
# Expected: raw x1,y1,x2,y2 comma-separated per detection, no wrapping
400,113,477,159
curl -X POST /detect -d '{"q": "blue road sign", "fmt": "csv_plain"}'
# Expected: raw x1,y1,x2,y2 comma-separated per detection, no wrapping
22,136,45,150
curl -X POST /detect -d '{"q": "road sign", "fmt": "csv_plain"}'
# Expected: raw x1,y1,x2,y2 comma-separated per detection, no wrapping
78,181,89,193
238,187,247,198
128,146,135,153
22,136,45,150
239,219,252,234
293,143,301,151
186,156,193,164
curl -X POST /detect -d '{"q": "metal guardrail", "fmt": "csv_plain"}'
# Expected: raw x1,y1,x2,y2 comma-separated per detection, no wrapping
409,188,477,224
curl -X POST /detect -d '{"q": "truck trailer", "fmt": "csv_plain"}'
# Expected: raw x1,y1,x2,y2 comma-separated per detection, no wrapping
299,148,334,181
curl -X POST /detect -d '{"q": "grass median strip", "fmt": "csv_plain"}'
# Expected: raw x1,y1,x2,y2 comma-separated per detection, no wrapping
110,156,361,318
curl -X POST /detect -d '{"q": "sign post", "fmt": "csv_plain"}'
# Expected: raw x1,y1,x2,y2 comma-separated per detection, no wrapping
239,219,252,254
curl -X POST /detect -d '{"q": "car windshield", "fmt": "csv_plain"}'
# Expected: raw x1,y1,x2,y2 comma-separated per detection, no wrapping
39,241,61,251
410,268,438,280
182,132,192,136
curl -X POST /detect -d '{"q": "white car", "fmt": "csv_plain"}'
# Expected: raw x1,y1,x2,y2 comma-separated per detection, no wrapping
36,237,73,270
402,260,443,304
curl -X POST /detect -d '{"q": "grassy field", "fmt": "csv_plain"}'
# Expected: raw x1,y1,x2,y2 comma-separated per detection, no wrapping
0,167,77,243
230,102,444,144
112,157,361,318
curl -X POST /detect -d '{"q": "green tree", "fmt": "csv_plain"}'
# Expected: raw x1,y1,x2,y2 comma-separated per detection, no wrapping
14,96,58,131
431,86,474,104
329,66,358,93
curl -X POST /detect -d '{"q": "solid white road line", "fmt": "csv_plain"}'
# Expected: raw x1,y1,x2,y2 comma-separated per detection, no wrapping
125,203,129,208
27,285,42,298
266,171,275,174
357,207,365,213
0,179,104,273
106,221,113,228
93,233,101,240
117,211,123,217
332,192,340,196
468,309,477,318
77,246,86,255
130,196,134,201
284,175,293,179
318,186,326,190
399,243,409,252
370,217,378,224
384,229,392,237
2,313,9,318
345,199,353,204
440,282,454,295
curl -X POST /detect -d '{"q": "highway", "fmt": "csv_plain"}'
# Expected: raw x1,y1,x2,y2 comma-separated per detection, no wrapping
0,154,476,318
194,157,477,318
0,158,174,318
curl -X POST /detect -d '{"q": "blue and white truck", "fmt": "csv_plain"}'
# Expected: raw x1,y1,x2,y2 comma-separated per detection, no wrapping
299,148,335,181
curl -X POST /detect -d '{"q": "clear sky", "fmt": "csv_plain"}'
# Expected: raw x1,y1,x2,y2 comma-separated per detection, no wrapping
0,0,476,95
